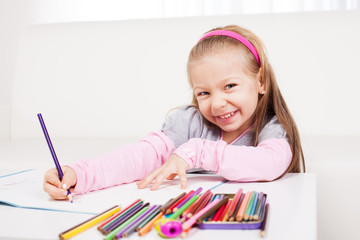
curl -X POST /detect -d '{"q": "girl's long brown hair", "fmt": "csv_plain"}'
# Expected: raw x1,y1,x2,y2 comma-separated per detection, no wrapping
187,25,305,174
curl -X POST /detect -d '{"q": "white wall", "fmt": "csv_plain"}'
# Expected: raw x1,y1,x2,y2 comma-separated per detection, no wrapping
1,0,360,140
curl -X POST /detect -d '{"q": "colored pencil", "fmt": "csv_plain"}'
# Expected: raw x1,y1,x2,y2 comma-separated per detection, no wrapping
59,205,120,240
220,200,233,221
196,196,229,224
192,191,213,216
174,187,202,212
60,205,120,237
226,188,243,219
105,206,149,240
206,194,224,221
244,191,256,221
182,199,221,230
138,212,164,236
37,113,72,202
136,206,161,231
169,195,199,220
253,192,264,221
167,190,194,214
258,194,267,220
260,203,269,237
97,199,141,230
100,201,144,234
160,192,186,213
249,192,259,220
212,199,228,221
229,193,244,221
103,202,147,234
236,191,251,221
116,205,158,238
186,190,211,218
100,201,144,233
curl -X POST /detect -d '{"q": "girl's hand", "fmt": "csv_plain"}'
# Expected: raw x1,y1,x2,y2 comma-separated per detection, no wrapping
43,166,77,200
136,154,189,191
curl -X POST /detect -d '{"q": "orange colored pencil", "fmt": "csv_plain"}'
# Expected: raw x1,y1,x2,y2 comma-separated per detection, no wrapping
180,227,191,238
138,212,164,236
225,188,242,220
236,191,251,221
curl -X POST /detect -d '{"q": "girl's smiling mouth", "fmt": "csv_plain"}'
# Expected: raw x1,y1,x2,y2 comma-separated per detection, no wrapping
216,110,237,120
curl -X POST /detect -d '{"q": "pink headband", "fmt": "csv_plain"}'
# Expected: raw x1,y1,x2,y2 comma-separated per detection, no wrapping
198,29,260,67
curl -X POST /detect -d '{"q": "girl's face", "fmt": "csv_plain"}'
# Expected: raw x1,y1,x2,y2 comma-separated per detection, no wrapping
189,47,264,143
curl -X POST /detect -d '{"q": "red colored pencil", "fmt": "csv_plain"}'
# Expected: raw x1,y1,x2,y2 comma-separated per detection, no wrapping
225,188,243,220
166,190,194,214
212,200,228,221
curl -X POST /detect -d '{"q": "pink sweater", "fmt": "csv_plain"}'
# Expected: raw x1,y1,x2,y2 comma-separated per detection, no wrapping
69,130,292,195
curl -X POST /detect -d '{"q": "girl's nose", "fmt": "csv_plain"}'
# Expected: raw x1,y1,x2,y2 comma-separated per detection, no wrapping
211,93,227,110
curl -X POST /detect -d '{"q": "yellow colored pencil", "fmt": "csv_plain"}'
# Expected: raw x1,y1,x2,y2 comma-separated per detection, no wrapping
59,205,121,240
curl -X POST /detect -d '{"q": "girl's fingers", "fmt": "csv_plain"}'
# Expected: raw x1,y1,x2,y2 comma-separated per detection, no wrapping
137,168,161,189
44,169,61,188
149,174,167,191
178,170,187,189
43,181,68,200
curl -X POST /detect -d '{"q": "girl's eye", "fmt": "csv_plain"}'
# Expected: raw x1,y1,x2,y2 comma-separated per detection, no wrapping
197,92,209,96
225,84,236,90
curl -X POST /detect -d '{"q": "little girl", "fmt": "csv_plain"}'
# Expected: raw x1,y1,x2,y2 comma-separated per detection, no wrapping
43,25,305,200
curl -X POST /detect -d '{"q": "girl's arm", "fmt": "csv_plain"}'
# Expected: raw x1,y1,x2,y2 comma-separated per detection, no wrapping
67,131,176,195
173,137,292,182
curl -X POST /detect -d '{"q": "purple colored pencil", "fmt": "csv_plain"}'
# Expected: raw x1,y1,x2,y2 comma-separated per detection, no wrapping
104,203,145,234
100,200,143,233
136,205,162,231
175,187,202,211
258,194,267,220
37,113,72,201
115,205,158,238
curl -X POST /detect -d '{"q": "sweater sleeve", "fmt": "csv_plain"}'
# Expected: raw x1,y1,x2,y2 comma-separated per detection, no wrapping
173,137,292,182
67,131,176,195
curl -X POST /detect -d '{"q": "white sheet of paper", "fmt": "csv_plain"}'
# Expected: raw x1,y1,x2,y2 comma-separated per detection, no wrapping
0,169,226,215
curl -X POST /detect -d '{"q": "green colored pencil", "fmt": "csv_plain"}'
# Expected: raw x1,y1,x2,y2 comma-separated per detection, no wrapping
244,191,256,220
169,195,199,220
105,207,149,240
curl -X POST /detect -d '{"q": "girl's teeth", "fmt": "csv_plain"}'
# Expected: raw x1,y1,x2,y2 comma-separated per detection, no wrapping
219,112,234,119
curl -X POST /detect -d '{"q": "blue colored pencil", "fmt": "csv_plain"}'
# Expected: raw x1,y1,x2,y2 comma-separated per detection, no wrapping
249,192,259,220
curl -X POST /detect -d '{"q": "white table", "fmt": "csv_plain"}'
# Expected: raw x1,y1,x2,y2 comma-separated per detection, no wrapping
0,140,317,240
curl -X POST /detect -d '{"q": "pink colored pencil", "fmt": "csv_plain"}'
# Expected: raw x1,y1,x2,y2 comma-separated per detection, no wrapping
182,199,221,230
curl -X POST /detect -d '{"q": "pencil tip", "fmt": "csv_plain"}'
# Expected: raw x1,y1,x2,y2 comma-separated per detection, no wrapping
68,194,73,203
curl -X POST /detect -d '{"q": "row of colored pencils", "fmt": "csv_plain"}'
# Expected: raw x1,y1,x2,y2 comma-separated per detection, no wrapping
212,189,268,223
59,187,269,239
